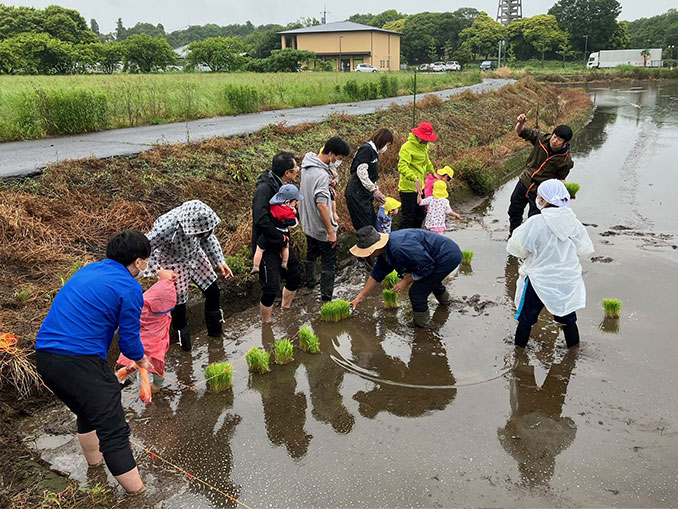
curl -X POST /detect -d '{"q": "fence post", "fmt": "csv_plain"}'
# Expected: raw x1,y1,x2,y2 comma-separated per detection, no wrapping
412,68,417,128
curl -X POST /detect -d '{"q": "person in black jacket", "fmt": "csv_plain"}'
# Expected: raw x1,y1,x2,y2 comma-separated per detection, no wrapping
252,152,301,323
344,128,394,231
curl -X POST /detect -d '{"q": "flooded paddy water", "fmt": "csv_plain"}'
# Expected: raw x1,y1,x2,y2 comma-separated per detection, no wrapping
22,82,678,507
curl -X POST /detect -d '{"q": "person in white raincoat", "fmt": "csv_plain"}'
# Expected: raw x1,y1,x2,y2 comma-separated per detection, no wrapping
146,200,233,352
507,179,594,348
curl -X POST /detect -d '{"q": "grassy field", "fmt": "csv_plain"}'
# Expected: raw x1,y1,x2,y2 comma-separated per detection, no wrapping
0,71,481,142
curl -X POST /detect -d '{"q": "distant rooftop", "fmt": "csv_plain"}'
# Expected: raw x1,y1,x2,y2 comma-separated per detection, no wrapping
278,21,402,36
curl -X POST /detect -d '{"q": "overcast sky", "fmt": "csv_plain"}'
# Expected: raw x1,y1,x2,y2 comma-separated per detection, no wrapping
6,0,674,34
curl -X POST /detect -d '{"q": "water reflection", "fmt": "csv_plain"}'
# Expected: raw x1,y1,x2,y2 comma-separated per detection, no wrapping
497,348,578,487
571,109,617,156
599,317,621,334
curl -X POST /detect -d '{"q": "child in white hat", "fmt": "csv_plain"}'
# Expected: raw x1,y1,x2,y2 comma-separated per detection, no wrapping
416,180,460,234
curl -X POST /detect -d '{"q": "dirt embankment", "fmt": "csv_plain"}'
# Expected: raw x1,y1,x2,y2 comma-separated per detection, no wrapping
0,77,592,508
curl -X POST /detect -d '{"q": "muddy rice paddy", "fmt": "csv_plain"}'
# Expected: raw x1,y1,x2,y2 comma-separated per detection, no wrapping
21,82,678,507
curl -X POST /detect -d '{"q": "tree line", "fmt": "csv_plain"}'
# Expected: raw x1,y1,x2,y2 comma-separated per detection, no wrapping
0,1,675,75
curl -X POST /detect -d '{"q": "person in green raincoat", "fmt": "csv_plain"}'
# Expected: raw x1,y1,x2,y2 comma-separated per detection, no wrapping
397,122,436,229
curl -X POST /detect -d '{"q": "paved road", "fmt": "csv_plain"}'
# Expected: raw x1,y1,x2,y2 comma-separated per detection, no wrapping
0,79,513,179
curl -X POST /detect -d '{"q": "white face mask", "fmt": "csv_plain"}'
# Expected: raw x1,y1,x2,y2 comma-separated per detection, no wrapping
378,146,388,154
331,158,342,169
135,259,148,279
536,197,548,210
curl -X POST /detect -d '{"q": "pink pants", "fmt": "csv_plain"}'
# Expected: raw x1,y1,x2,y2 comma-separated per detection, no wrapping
429,227,446,234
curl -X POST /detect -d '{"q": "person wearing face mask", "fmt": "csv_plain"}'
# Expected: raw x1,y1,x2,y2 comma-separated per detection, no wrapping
397,122,437,229
344,128,394,232
299,136,351,301
507,179,594,348
508,113,574,237
145,200,233,351
35,230,160,495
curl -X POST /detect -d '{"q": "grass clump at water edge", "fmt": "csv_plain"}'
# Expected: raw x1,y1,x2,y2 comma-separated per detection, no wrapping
383,289,398,309
602,298,622,319
246,347,271,374
320,299,351,322
204,362,233,391
565,182,580,199
298,325,320,353
274,338,294,364
461,250,474,265
383,270,400,290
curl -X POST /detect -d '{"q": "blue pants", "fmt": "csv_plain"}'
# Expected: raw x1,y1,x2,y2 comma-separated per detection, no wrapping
516,278,577,326
409,256,461,313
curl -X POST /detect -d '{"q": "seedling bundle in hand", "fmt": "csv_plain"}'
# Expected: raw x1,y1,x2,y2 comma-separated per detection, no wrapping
204,362,233,391
383,289,398,309
383,270,401,290
320,300,351,322
461,250,474,265
274,339,294,364
602,298,622,319
565,182,580,199
298,325,320,353
246,347,271,374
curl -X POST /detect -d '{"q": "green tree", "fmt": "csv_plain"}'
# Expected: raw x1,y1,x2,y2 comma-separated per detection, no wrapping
626,9,678,49
401,9,478,64
347,13,375,25
186,37,246,71
266,48,315,72
90,18,100,34
521,14,568,65
0,32,76,74
99,42,124,73
609,21,629,50
549,0,622,54
116,18,126,41
371,10,405,28
382,18,407,32
121,34,176,72
243,28,282,59
459,11,505,59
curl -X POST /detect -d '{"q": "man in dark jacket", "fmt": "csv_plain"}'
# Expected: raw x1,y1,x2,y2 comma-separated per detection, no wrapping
508,113,574,236
252,152,301,323
349,226,462,328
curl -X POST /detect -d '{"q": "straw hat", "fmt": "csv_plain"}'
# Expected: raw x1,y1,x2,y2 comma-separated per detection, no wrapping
411,122,437,142
383,197,401,213
436,165,454,179
433,180,449,199
349,226,389,257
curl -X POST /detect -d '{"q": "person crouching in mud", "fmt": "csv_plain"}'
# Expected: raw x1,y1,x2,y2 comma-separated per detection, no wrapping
349,226,462,328
507,179,594,348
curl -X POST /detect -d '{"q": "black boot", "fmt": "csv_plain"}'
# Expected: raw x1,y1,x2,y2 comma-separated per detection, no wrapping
514,322,532,348
177,324,191,352
205,309,223,337
320,270,335,302
563,323,580,347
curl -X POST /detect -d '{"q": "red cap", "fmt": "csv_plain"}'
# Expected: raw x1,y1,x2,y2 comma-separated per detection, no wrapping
411,122,437,142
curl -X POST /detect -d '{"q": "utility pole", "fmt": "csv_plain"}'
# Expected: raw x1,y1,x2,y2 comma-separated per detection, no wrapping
339,35,343,72
320,5,327,24
583,35,589,61
498,40,505,67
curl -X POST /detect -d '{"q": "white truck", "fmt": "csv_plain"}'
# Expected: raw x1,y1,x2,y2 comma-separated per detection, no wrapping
587,48,663,69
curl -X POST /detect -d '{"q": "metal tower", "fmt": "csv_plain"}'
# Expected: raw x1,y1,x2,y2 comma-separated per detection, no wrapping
497,0,523,25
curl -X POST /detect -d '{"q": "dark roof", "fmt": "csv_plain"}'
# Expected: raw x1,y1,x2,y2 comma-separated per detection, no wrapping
278,21,402,36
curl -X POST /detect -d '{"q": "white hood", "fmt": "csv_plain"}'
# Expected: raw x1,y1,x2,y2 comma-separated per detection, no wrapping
541,207,580,242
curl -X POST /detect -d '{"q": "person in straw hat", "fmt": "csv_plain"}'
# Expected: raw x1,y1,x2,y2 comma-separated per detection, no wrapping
349,225,462,328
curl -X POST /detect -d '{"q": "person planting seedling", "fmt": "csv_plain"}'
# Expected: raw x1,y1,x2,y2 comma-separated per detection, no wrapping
507,179,594,348
320,300,352,322
274,339,294,364
246,347,271,374
204,362,233,391
383,270,400,290
298,325,320,353
602,299,622,319
383,289,398,309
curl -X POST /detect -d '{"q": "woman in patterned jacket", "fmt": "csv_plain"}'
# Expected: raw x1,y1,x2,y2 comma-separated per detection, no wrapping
145,200,233,351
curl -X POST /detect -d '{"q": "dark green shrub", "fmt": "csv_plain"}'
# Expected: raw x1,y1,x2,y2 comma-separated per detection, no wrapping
342,80,360,101
454,157,494,195
223,84,260,114
36,89,109,135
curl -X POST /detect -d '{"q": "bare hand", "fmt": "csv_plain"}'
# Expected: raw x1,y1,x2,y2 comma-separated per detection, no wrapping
218,263,233,279
517,113,527,123
135,355,154,371
327,230,337,247
393,280,410,294
351,296,363,310
452,212,461,219
157,269,178,282
415,178,422,193
372,189,387,204
334,213,340,225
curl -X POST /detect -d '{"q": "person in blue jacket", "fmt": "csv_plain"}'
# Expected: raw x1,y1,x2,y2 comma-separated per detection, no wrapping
349,226,462,327
36,230,166,495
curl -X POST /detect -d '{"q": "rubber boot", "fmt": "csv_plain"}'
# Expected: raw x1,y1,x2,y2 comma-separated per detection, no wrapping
514,322,532,348
320,270,335,302
305,261,318,289
412,310,431,328
563,323,580,347
177,324,191,352
435,289,453,305
205,309,223,337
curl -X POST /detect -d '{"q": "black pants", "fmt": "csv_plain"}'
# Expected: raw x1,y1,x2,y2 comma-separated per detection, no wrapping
399,191,426,230
508,180,540,235
409,255,462,312
345,188,376,231
516,278,577,326
171,280,220,330
259,245,301,307
305,234,337,301
36,350,136,476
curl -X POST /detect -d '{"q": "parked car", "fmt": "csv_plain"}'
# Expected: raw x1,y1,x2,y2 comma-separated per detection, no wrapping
355,63,378,73
419,63,432,71
479,60,496,71
445,61,462,71
431,62,445,72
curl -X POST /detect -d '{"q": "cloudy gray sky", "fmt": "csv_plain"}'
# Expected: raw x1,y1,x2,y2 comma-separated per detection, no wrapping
6,0,674,34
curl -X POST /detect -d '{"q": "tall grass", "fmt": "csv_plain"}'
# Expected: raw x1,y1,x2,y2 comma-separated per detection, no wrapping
0,71,480,141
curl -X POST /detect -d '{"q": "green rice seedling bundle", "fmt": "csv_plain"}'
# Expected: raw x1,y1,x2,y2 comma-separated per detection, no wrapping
320,300,351,322
383,270,401,290
383,289,398,309
204,362,233,391
461,250,474,265
274,339,294,364
246,347,271,374
298,325,320,353
565,182,580,198
602,298,622,319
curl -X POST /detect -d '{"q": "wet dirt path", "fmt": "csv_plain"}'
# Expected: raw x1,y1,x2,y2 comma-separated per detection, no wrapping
22,82,678,507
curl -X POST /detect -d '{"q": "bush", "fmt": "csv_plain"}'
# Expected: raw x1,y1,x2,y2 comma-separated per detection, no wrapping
379,75,399,97
454,157,494,195
225,248,252,277
36,89,109,135
359,81,379,100
223,84,261,114
342,80,360,101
